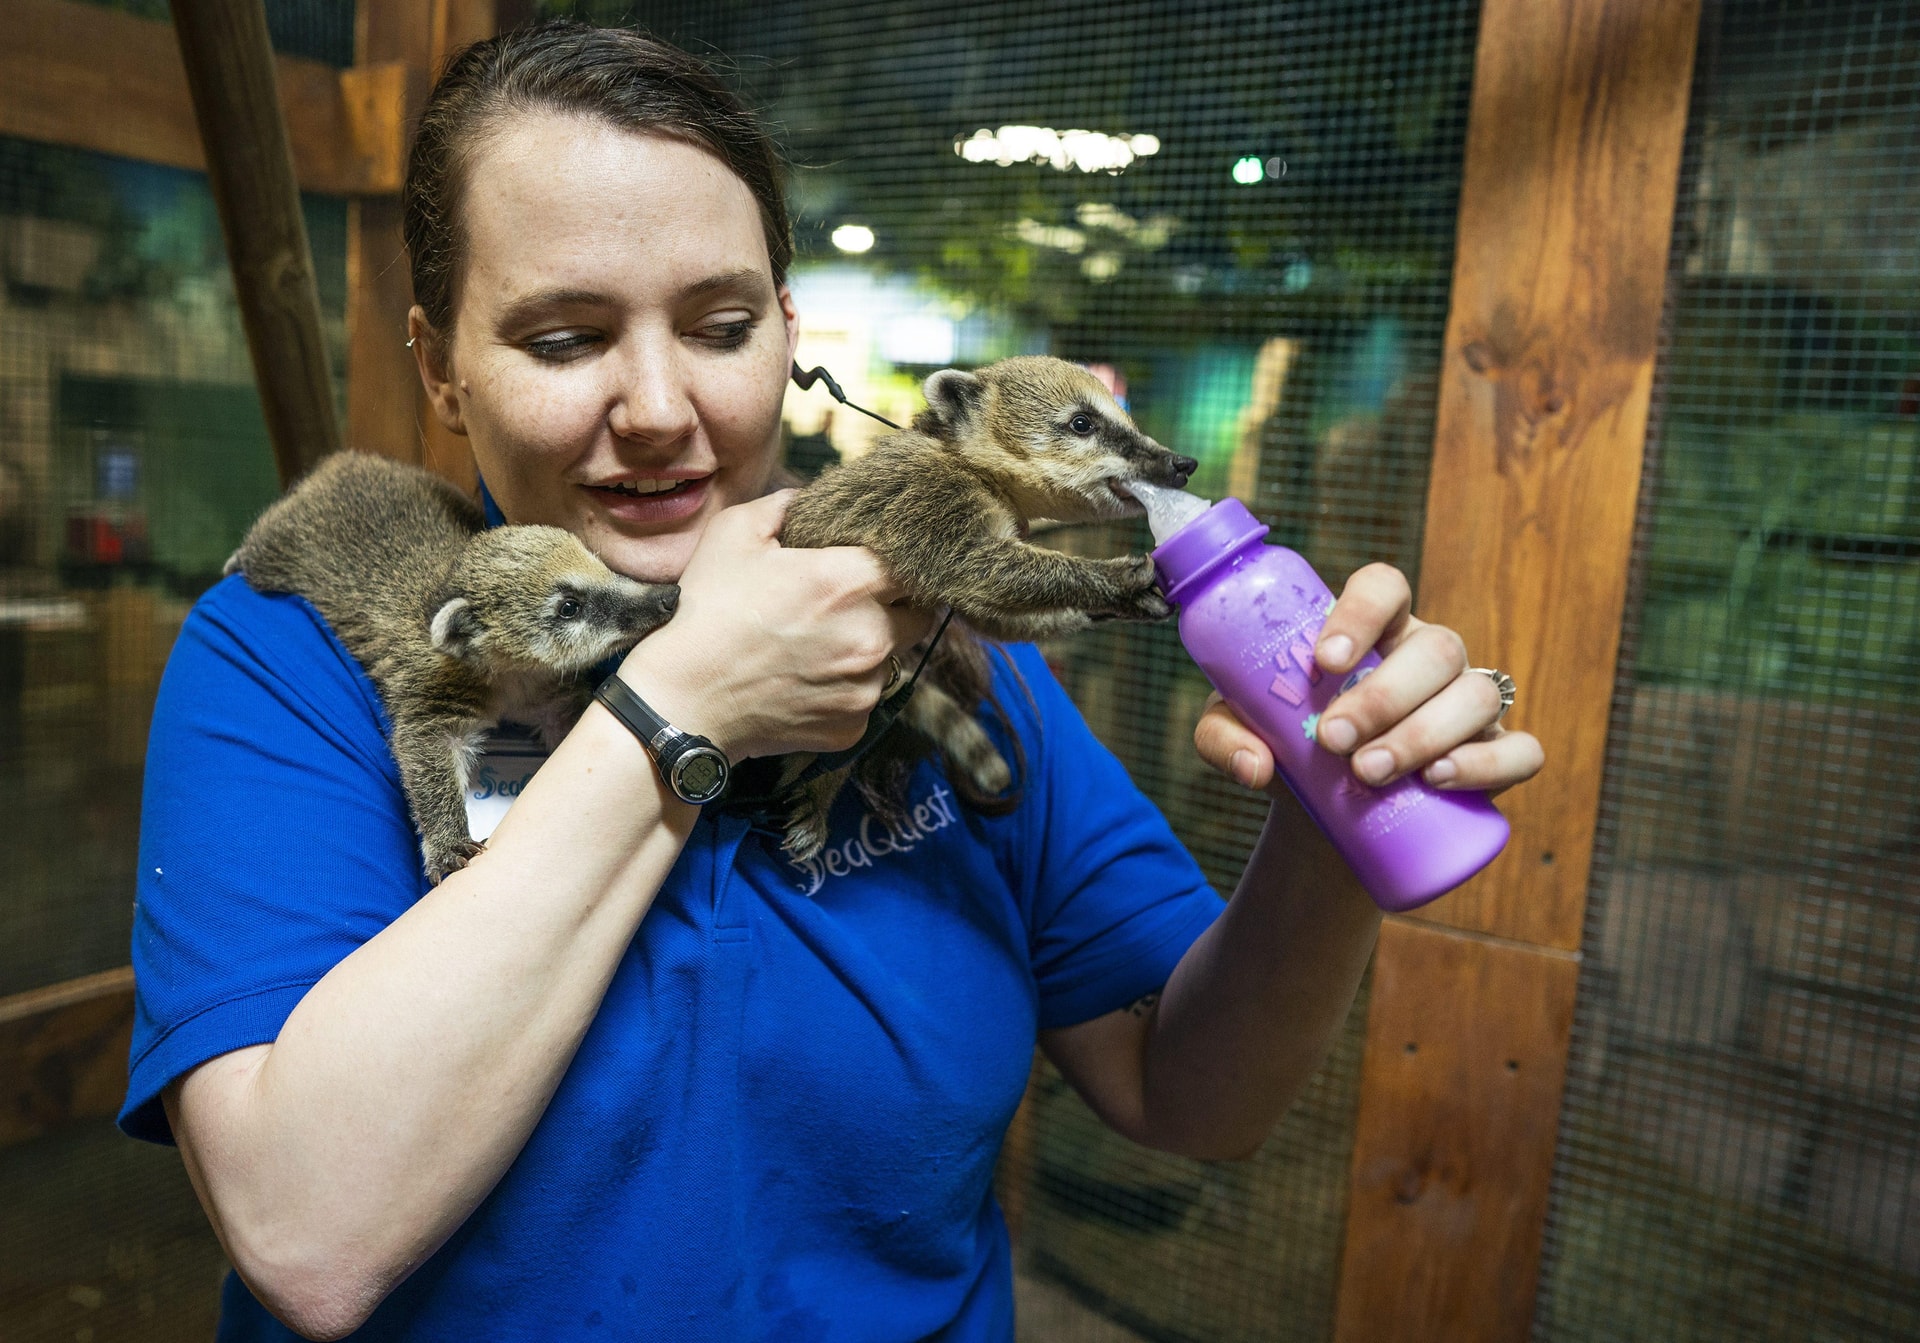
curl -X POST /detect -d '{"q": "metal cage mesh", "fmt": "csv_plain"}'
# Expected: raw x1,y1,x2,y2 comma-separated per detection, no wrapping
1534,2,1920,1339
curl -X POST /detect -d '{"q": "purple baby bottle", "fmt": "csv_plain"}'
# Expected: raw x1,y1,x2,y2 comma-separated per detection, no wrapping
1130,483,1508,911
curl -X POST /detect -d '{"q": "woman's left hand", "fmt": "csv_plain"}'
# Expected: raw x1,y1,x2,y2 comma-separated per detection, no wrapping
1193,562,1544,798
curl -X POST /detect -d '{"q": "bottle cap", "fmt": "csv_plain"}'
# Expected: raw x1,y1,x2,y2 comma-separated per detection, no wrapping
1151,496,1270,604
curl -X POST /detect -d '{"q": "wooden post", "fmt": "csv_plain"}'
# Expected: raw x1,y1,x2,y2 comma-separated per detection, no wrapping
347,0,496,485
169,0,343,487
1332,1,1703,1338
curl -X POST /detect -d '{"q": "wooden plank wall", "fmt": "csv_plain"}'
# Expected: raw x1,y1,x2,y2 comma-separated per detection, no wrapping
1332,1,1703,1339
0,0,406,196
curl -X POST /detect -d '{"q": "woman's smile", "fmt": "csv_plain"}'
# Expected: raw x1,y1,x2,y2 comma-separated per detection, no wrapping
580,472,714,524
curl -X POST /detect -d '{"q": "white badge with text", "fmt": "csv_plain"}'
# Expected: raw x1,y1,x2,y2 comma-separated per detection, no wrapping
464,730,550,842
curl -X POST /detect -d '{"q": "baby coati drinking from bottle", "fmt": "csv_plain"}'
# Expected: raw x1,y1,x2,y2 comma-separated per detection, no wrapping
774,355,1198,862
226,451,680,882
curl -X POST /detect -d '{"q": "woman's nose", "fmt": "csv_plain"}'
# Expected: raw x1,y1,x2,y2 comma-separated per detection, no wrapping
607,347,700,445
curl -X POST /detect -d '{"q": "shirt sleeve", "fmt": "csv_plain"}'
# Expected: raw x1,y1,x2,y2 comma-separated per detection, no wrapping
989,643,1226,1030
119,575,428,1144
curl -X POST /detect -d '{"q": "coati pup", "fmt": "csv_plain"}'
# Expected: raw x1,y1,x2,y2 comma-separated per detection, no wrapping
775,355,1199,862
226,451,680,881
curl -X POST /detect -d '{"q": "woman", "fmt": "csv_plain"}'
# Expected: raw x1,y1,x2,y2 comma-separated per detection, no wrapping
121,22,1542,1341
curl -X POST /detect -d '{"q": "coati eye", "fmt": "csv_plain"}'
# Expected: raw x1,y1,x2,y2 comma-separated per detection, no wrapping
556,597,583,620
1068,413,1096,436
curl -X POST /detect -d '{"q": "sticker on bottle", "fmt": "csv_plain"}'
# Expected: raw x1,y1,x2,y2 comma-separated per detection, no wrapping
464,726,550,842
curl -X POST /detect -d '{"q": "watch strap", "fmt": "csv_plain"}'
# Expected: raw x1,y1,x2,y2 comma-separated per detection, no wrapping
595,673,674,752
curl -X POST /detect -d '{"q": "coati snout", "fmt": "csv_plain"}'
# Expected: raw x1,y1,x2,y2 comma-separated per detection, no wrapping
912,356,1199,523
429,527,679,675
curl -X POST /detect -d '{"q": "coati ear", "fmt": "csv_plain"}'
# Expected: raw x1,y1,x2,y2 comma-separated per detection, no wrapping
430,596,485,661
921,369,985,431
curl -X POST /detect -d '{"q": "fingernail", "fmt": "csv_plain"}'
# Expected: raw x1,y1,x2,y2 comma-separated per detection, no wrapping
1230,750,1257,788
1319,634,1353,669
1357,749,1394,784
1425,758,1458,786
1319,717,1357,753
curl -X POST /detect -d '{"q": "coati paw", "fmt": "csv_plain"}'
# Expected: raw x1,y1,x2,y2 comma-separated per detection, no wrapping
780,812,832,866
1110,555,1173,621
424,835,484,883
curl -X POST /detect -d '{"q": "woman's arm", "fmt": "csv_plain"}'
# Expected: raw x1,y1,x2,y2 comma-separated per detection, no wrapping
1041,563,1543,1160
164,493,928,1339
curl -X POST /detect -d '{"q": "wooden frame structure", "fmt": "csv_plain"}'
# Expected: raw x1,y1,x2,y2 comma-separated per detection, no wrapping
0,1,1705,1336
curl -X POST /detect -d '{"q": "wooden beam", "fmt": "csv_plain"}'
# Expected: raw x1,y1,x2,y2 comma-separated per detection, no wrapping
1411,0,1701,950
346,0,492,483
1333,2,1702,1338
0,0,407,196
0,967,136,1148
172,0,342,486
1333,921,1579,1343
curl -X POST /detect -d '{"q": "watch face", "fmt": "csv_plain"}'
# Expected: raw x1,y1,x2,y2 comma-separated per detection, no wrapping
675,750,728,802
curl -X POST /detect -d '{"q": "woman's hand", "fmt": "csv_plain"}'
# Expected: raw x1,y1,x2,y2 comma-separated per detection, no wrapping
617,490,935,760
1193,562,1544,797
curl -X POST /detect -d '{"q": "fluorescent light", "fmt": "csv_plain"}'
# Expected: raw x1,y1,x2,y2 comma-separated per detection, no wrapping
1232,156,1264,185
831,224,875,254
956,125,1161,175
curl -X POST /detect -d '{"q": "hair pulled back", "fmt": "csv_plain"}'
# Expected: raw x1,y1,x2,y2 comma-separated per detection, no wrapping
403,20,793,346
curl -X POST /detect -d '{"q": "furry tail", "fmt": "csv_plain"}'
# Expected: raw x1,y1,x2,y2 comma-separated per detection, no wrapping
905,682,1010,796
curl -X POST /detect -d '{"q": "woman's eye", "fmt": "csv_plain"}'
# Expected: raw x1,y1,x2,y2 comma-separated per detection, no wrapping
556,598,582,620
697,319,757,349
526,333,599,362
1069,414,1096,436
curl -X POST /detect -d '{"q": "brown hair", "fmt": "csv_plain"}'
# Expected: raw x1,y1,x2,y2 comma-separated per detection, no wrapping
402,20,794,348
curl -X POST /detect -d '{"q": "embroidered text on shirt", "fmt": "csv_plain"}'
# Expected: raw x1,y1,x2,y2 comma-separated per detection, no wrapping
789,782,959,897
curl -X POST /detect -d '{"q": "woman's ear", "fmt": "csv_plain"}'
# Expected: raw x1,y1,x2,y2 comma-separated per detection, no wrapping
779,284,801,364
409,306,467,436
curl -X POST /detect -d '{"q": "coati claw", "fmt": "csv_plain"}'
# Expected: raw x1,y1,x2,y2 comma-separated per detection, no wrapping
425,835,485,883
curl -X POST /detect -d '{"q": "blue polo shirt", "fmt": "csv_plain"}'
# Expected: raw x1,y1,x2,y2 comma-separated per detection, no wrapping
122,574,1225,1341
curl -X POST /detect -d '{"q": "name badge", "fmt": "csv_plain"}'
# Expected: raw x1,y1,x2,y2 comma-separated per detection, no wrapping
464,727,550,842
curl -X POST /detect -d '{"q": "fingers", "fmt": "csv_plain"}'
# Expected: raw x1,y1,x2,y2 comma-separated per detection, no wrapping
1423,728,1545,797
1335,662,1503,786
1315,622,1470,764
1314,563,1413,674
1193,693,1277,790
720,487,797,541
805,544,909,603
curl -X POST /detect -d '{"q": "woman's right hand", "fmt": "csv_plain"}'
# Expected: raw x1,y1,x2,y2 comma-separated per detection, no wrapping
616,489,931,760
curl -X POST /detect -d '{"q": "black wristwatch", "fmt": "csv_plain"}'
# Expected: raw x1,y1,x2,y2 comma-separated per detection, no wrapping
594,674,732,805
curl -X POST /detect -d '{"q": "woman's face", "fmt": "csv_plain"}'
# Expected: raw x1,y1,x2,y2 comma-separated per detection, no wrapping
414,111,798,583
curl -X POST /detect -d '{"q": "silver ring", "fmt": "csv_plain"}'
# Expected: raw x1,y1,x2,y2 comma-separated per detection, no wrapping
881,655,904,698
1469,667,1516,721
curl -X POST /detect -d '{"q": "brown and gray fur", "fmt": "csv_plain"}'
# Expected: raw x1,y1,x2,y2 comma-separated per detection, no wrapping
776,355,1198,862
227,452,679,881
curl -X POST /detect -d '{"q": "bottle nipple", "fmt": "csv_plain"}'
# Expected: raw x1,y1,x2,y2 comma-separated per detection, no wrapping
1125,479,1213,546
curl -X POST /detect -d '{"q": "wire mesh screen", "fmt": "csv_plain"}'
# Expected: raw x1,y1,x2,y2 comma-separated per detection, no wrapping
557,1,1486,1336
0,5,351,1338
1535,2,1920,1339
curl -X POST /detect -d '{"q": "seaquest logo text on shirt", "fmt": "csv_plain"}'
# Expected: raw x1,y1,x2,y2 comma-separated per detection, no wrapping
789,782,959,897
